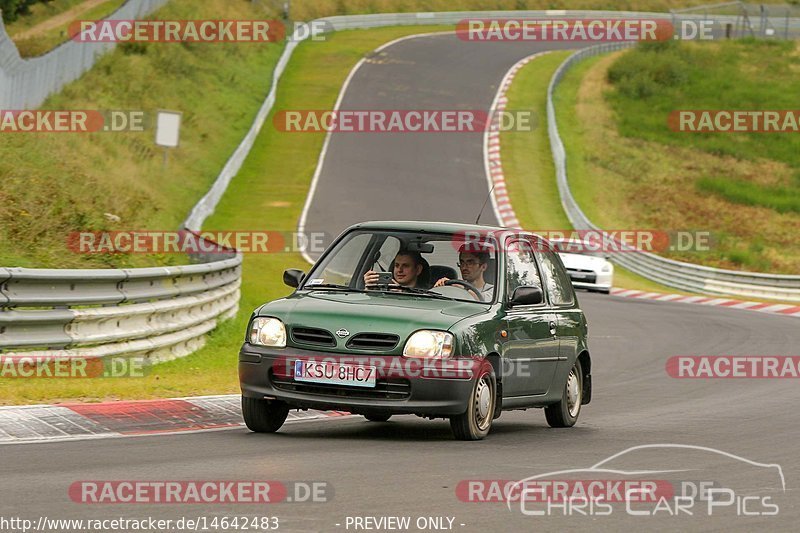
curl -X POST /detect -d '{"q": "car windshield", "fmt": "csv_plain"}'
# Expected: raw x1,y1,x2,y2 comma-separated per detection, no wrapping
301,230,497,303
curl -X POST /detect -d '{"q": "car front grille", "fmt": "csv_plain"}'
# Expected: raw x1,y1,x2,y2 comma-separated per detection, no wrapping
346,333,400,351
291,327,335,347
270,372,411,400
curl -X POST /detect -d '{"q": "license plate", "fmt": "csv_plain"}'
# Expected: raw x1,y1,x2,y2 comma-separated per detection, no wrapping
293,360,377,388
569,272,589,279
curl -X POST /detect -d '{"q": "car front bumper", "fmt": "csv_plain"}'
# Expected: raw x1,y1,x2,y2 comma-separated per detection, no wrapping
568,270,613,292
239,344,478,416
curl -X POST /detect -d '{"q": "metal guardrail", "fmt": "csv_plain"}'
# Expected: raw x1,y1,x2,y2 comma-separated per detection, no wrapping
186,9,800,231
3,8,798,362
0,0,167,110
184,10,800,303
0,237,242,360
184,9,680,231
546,43,800,302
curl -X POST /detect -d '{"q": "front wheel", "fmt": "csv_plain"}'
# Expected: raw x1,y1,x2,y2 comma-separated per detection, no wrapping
242,396,290,433
450,366,496,440
545,360,582,428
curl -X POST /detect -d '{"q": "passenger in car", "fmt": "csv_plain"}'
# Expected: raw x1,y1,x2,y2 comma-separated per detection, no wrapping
432,243,494,298
364,250,429,289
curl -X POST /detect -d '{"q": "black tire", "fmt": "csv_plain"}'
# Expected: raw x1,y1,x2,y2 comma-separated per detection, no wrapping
242,396,290,433
545,360,582,428
450,366,496,441
364,413,392,422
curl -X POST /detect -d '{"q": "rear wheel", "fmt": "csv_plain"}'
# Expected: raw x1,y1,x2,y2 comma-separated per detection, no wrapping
545,360,582,428
242,396,290,433
364,413,392,422
450,366,496,440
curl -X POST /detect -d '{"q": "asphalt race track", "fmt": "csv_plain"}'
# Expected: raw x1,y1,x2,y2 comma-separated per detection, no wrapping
2,34,799,532
301,34,584,253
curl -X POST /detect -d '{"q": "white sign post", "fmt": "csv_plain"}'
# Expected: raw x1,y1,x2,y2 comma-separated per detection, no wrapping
155,110,182,169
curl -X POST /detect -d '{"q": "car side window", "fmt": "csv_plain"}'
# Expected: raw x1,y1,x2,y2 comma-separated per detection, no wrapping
505,239,542,302
536,244,575,306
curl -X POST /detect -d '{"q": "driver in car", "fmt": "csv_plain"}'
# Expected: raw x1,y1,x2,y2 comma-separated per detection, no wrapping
433,243,494,299
363,250,425,289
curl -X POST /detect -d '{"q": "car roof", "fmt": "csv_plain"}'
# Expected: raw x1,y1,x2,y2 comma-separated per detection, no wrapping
348,220,540,238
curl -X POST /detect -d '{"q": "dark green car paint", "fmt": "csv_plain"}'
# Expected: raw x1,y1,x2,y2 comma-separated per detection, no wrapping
239,221,591,418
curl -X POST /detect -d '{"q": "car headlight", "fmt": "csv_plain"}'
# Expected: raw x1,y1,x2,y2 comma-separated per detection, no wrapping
601,263,612,273
249,317,286,347
403,330,454,359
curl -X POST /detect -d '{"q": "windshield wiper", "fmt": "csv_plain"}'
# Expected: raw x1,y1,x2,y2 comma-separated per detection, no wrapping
370,285,453,300
304,283,365,292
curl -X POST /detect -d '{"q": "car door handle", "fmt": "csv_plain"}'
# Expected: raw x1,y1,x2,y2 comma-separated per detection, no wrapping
549,322,557,336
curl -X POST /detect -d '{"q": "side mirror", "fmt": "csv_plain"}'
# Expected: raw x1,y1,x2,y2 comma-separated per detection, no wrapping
283,269,305,288
509,286,543,307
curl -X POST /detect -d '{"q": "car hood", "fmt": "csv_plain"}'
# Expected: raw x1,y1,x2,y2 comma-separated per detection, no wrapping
558,252,610,271
257,291,489,344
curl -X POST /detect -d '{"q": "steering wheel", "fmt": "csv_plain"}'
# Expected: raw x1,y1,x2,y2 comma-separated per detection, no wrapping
444,279,484,302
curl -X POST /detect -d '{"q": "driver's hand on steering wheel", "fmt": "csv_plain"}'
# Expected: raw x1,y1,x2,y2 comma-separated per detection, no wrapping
433,277,450,288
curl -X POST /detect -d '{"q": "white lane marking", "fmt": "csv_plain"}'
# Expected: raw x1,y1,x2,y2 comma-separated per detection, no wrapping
700,298,732,306
634,292,662,299
0,408,353,446
756,304,794,314
296,31,454,265
677,296,709,303
609,288,799,319
482,52,551,228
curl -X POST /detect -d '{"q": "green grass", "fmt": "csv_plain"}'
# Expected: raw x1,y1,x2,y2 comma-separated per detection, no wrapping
501,51,705,296
500,51,572,231
288,0,721,20
697,177,800,214
9,0,127,57
5,0,90,30
0,0,284,269
0,24,454,405
6,23,795,404
552,55,603,226
607,40,800,168
551,42,800,275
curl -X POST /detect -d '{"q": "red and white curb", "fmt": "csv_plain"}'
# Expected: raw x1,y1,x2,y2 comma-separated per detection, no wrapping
0,395,350,445
486,56,799,319
484,52,551,228
610,288,800,318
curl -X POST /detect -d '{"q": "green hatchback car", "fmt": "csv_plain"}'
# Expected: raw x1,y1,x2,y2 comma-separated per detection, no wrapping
239,221,591,440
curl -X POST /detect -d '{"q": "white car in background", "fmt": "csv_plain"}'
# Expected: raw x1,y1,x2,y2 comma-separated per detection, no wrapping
550,239,614,294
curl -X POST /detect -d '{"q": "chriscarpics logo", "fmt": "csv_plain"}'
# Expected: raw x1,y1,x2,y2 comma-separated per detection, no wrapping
485,444,785,518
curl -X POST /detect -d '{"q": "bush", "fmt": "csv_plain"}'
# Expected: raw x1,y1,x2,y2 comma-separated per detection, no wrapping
1,0,52,23
606,40,690,99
